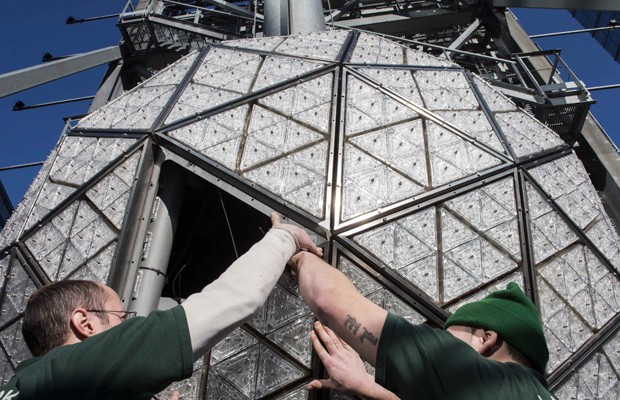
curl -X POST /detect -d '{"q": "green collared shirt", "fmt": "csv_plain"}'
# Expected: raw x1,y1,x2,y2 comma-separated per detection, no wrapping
376,313,552,400
1,306,192,400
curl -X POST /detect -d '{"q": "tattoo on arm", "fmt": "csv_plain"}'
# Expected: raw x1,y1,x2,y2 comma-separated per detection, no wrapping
360,328,378,345
343,314,379,346
344,314,360,335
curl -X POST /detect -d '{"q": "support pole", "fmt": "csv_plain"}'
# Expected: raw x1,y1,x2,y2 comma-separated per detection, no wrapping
131,166,186,316
0,46,122,99
265,0,325,37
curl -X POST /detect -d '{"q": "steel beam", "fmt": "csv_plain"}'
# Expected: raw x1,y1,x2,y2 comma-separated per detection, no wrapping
149,14,230,40
325,0,362,23
333,9,476,36
488,0,620,11
0,46,122,99
448,18,481,51
89,62,125,113
199,0,263,21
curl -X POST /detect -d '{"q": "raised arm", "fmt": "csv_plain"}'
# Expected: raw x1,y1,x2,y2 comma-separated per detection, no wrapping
291,252,388,366
182,213,321,360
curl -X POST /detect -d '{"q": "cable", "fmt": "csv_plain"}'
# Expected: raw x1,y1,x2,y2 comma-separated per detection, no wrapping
218,188,239,259
327,0,334,29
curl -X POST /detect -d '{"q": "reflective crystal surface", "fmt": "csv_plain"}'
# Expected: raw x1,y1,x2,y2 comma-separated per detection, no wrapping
349,32,406,64
25,201,117,281
0,319,31,367
0,258,36,327
338,256,425,325
495,111,564,158
538,279,592,371
157,358,204,400
2,30,618,398
0,348,14,386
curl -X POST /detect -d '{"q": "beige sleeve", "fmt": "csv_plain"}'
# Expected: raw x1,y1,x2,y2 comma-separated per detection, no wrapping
181,228,297,360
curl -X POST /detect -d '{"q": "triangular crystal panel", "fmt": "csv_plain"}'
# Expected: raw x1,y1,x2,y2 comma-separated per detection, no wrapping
339,257,383,296
268,315,314,367
470,75,518,113
526,183,579,264
212,345,259,399
405,48,455,67
78,52,199,130
244,142,328,218
273,30,349,61
345,76,417,135
349,33,405,64
211,327,258,365
342,145,423,220
250,286,310,334
495,111,564,159
168,105,249,171
435,110,505,155
255,344,305,398
538,279,592,371
427,121,502,187
354,67,424,107
0,259,36,327
165,48,262,124
258,73,333,133
206,372,248,400
63,241,116,283
528,154,601,229
414,70,479,111
0,319,30,367
349,119,427,186
241,107,324,170
253,56,328,92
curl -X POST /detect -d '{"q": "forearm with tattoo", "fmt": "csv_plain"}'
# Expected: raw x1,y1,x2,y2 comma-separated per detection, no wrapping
345,314,379,346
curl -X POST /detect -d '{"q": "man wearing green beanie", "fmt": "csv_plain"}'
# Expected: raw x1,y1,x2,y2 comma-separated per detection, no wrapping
291,251,553,399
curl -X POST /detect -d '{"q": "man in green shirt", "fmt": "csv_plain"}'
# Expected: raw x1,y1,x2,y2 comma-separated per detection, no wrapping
0,213,321,400
291,251,552,400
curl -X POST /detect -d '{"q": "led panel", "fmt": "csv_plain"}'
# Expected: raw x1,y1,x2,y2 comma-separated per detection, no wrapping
349,32,406,64
345,76,417,135
0,255,36,328
78,52,200,130
165,49,262,124
1,30,618,399
24,136,136,234
495,111,565,158
156,358,205,400
274,30,349,61
414,70,480,111
168,105,250,171
338,257,425,326
0,319,30,368
252,56,327,92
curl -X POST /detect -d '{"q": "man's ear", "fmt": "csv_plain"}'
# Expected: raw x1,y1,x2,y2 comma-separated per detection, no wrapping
70,308,96,339
479,330,499,355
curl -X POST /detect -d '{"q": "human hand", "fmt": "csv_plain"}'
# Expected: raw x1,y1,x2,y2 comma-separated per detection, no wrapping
271,213,323,257
307,321,374,395
170,390,180,400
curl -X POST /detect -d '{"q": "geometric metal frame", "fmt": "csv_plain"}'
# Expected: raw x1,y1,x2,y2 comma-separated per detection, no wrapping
1,29,619,398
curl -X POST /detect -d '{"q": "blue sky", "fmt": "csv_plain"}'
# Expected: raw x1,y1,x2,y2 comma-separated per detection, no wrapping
0,2,619,207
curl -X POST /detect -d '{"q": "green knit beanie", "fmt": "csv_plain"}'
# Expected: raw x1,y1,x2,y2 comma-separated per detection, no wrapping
444,282,549,374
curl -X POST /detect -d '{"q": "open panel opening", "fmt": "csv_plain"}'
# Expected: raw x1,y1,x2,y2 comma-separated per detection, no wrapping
161,162,271,300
